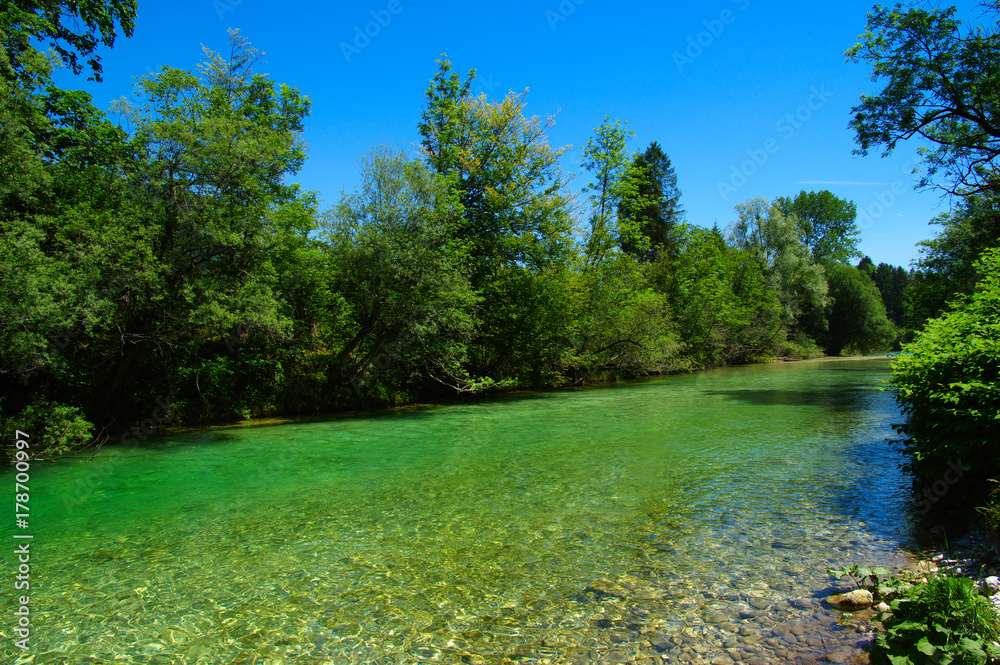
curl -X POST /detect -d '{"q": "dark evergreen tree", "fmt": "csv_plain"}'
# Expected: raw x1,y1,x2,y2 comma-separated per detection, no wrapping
618,141,683,261
857,255,876,277
872,262,910,326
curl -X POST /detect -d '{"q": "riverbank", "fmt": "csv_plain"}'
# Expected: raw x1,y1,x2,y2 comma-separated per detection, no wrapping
68,352,852,458
826,529,1000,664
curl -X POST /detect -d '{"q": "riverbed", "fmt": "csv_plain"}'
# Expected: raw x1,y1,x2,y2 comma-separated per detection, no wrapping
2,357,913,664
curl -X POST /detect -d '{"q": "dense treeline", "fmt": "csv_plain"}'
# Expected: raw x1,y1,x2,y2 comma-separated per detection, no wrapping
0,1,964,459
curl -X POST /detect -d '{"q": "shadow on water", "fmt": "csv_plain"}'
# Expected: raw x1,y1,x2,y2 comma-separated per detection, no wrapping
704,386,876,412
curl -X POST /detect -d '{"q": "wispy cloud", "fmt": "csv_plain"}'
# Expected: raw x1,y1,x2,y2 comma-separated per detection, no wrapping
796,180,890,186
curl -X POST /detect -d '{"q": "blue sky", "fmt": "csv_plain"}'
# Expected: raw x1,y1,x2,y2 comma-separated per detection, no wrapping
55,0,988,266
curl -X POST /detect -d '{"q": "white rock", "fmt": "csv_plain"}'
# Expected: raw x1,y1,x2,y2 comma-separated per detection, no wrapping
985,576,1000,591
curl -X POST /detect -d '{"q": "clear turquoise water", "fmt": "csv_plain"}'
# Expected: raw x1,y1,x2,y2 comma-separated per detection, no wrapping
2,358,912,664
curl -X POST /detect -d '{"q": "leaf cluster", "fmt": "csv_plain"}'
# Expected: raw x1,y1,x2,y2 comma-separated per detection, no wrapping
889,248,1000,486
871,576,1000,665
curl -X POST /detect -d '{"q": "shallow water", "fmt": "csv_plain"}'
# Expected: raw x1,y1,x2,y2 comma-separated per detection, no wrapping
2,357,913,664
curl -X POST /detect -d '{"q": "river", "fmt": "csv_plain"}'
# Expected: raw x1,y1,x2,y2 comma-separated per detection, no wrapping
3,357,914,664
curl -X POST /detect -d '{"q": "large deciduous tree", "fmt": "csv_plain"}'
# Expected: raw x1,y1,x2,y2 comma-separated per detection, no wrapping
417,57,575,383
91,30,314,424
773,189,860,263
730,198,829,337
847,3,1000,196
323,146,478,395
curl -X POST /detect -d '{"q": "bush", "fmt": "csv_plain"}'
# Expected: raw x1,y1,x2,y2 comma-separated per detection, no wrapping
889,248,1000,490
1,398,94,461
871,576,1000,665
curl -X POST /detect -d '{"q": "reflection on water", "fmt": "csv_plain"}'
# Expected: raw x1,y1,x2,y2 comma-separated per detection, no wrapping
2,358,911,664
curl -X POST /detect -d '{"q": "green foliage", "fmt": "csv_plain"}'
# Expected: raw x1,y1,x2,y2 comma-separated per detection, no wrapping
824,263,897,356
890,247,1000,490
415,58,575,385
582,116,648,266
909,194,1000,324
867,260,911,328
0,398,94,457
828,564,913,600
664,225,782,366
323,146,478,394
0,0,137,83
729,198,829,337
568,254,684,380
618,141,684,262
847,4,1000,197
773,190,861,264
871,576,1000,665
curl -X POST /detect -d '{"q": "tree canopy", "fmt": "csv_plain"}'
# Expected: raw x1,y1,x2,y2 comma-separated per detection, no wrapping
847,3,1000,196
773,189,860,263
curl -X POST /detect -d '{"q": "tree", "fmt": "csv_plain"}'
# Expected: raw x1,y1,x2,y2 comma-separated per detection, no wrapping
581,117,645,266
323,147,478,394
909,192,1000,323
847,4,1000,196
0,0,137,454
618,141,684,262
417,57,572,279
416,57,575,382
823,263,896,356
84,30,314,424
857,255,877,277
773,190,860,263
569,255,682,382
0,0,137,83
667,225,782,366
872,262,910,326
729,198,829,337
417,55,474,179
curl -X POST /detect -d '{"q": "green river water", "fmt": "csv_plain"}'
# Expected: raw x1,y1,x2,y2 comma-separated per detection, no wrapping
2,357,915,664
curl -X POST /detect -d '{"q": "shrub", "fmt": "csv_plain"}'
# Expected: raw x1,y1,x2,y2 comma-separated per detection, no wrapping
889,247,1000,490
871,576,1000,665
1,399,94,460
